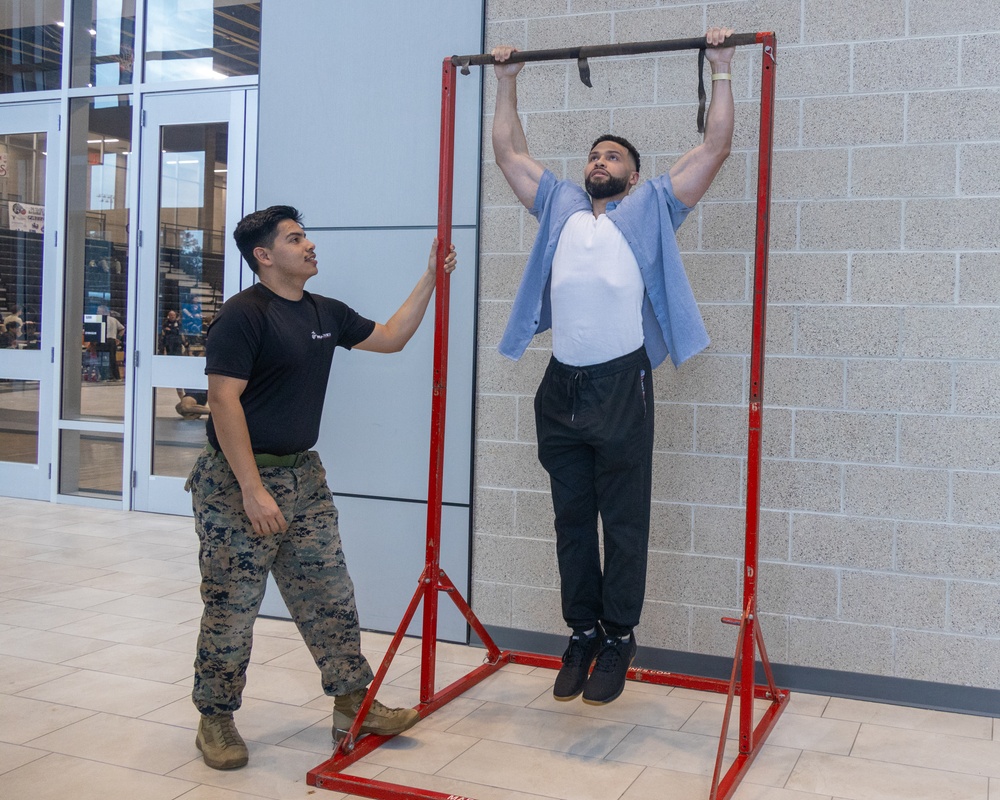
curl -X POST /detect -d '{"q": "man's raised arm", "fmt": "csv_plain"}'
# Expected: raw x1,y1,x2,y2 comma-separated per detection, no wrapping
491,45,546,210
669,26,737,208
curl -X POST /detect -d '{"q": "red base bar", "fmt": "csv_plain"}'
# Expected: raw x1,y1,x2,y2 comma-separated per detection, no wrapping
308,646,789,800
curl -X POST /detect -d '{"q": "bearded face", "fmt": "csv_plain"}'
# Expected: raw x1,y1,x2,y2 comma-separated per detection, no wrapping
585,171,631,199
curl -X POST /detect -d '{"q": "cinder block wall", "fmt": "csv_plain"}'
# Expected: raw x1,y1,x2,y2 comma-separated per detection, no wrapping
473,0,1000,691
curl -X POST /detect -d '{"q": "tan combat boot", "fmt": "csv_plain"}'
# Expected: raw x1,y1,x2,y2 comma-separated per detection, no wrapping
196,713,248,769
332,687,419,741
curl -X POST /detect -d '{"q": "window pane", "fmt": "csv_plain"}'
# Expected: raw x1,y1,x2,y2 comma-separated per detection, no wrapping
62,96,132,421
157,123,227,357
0,130,46,349
0,379,39,464
70,0,136,88
144,0,259,83
152,386,207,477
0,0,64,94
59,429,122,498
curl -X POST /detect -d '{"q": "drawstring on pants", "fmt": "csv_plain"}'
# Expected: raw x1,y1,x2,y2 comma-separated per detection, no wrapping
569,370,587,421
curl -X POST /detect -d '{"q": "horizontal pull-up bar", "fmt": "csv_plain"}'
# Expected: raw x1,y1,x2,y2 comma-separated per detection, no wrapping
450,32,766,69
453,31,773,129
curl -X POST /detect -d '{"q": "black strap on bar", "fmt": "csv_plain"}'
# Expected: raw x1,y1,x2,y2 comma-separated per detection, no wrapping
453,32,760,131
696,47,707,133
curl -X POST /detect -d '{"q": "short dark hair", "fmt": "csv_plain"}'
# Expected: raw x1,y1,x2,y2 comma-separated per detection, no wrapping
590,134,640,173
233,205,303,273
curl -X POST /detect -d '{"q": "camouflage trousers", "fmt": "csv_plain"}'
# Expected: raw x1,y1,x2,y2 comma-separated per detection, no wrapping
188,448,374,716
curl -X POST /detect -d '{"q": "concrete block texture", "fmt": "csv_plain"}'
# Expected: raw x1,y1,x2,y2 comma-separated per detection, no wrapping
475,0,1000,695
765,356,846,409
611,6,705,49
909,0,1000,36
693,504,790,562
649,501,692,553
773,44,850,98
894,630,1000,687
960,143,1000,197
908,89,1000,145
901,307,1000,360
845,359,952,414
760,458,843,513
839,571,948,630
790,512,894,570
851,145,957,199
802,95,904,148
958,251,1000,304
798,200,903,251
473,532,559,588
787,618,894,676
952,471,1000,527
896,521,1000,581
636,600,691,652
949,581,1000,637
955,362,1000,415
904,198,1000,251
850,252,956,305
803,0,905,43
758,562,838,618
511,585,567,636
772,147,849,200
793,409,897,464
900,415,1000,470
796,306,902,358
852,37,960,92
844,465,949,522
962,33,1000,88
527,11,612,51
645,551,742,608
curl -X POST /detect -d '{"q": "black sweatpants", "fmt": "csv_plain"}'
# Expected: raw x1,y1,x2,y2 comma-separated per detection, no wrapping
534,346,654,637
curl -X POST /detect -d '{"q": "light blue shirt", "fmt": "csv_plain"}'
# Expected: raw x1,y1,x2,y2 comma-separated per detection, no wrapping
498,169,710,369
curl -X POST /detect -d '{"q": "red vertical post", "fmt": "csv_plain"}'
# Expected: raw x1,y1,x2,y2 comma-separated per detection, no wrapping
739,32,777,754
419,59,458,703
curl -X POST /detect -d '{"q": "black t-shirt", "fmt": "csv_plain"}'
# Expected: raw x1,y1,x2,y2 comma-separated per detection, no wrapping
205,283,375,455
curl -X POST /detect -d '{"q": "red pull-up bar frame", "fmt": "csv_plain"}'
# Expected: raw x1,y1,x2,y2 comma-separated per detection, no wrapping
309,31,785,800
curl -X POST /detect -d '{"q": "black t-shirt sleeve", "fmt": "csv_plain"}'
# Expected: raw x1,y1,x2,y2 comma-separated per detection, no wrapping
204,300,264,379
327,297,376,349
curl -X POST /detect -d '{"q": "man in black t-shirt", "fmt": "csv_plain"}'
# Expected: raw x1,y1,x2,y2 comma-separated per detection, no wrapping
188,205,456,770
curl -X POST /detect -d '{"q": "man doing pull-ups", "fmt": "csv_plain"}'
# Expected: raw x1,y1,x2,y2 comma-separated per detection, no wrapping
491,26,736,705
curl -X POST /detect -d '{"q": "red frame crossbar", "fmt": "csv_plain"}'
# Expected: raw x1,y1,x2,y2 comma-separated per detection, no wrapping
309,32,784,800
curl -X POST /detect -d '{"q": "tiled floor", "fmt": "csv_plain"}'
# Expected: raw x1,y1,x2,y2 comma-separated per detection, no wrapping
1,496,998,800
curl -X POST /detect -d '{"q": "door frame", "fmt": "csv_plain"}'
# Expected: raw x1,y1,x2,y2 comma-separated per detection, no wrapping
0,100,63,501
131,88,257,514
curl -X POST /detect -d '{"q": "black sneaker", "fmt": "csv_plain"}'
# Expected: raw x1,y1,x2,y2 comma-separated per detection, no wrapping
582,632,637,705
552,629,601,701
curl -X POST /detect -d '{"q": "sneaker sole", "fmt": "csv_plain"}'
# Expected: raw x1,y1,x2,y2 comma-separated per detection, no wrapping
552,688,584,702
581,656,635,706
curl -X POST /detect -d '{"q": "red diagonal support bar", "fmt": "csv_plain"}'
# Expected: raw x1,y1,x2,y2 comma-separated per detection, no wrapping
309,32,786,800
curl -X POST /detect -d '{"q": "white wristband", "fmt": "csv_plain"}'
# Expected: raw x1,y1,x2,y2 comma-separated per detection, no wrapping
711,72,732,81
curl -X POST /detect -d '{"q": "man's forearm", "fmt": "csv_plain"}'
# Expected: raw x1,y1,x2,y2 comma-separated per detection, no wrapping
378,267,437,352
493,76,529,165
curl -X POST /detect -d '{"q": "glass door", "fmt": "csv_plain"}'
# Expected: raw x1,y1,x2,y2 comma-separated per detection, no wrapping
132,88,256,514
0,102,60,500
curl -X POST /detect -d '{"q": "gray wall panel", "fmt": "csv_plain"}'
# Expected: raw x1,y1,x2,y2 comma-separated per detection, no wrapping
258,0,483,228
308,226,476,504
256,0,483,637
